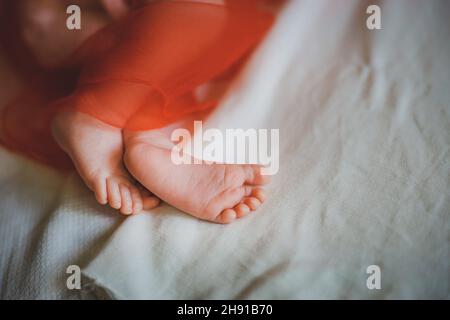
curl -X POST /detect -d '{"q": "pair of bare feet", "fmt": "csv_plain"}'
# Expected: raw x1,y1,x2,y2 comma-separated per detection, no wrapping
51,111,270,223
18,0,271,224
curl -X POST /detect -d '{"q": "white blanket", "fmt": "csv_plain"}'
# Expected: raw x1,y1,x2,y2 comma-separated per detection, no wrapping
1,0,449,299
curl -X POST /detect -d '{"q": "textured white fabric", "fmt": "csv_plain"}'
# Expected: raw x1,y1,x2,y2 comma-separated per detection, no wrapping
0,149,122,299
1,0,449,299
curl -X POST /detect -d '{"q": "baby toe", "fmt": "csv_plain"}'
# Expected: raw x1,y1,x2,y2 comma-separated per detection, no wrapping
244,196,261,211
203,185,251,222
142,195,160,210
106,178,121,209
93,179,107,205
119,184,133,215
235,203,251,218
245,165,271,185
217,209,237,224
252,188,267,203
130,186,143,214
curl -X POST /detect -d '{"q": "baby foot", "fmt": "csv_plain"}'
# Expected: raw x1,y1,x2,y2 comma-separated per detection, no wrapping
52,109,160,215
123,130,271,224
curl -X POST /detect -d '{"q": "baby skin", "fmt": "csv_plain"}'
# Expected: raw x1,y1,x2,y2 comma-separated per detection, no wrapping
51,104,270,223
22,0,272,223
51,109,161,215
123,130,270,223
51,108,270,223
